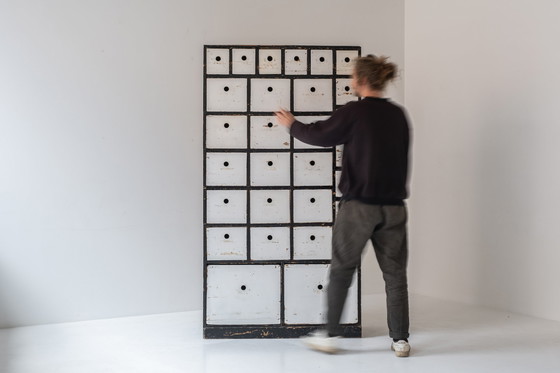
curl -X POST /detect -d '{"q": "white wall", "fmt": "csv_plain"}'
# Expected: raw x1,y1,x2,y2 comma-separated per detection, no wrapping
0,0,404,328
405,0,560,321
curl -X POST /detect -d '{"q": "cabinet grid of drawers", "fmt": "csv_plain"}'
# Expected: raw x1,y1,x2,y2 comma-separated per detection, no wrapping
203,45,362,339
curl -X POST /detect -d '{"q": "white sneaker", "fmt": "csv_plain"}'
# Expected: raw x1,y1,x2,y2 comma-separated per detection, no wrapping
301,330,341,354
391,340,411,357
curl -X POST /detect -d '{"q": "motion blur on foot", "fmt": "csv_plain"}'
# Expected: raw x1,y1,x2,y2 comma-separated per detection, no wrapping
300,330,341,354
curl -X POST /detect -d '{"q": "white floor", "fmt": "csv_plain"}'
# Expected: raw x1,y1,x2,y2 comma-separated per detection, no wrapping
1,294,559,373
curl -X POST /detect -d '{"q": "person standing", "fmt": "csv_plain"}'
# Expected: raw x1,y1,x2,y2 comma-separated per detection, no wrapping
275,55,411,357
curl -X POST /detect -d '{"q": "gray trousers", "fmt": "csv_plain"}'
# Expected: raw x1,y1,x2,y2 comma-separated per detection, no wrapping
327,200,410,340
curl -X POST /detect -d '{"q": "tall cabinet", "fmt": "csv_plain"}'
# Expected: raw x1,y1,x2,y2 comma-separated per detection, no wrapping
203,45,362,338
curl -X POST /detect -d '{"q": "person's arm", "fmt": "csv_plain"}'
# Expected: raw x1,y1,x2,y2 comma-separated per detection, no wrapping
275,104,355,147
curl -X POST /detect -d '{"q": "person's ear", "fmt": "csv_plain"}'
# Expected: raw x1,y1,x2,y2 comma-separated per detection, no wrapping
358,77,368,87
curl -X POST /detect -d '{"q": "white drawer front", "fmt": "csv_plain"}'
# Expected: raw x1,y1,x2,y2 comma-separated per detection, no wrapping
310,49,333,75
206,48,229,75
336,78,356,106
250,116,291,149
207,265,281,325
293,79,333,112
293,226,332,260
250,153,290,187
206,115,247,149
293,189,333,223
336,50,359,75
250,79,290,112
232,48,256,75
250,227,290,260
335,145,343,167
293,152,333,186
206,227,247,261
206,190,247,224
258,49,282,74
206,153,247,186
284,264,358,324
207,78,247,112
284,49,308,75
293,116,330,149
335,170,342,197
250,190,290,224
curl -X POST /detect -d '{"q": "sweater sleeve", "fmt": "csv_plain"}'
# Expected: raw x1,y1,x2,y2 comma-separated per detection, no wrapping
289,103,356,147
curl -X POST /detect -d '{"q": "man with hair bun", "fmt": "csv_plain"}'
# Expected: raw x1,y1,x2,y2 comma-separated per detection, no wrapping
275,54,411,357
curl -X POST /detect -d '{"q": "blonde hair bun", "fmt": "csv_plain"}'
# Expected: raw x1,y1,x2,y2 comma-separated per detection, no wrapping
354,54,397,91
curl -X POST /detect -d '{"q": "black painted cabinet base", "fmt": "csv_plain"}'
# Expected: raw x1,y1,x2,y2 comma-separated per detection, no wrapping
204,324,362,339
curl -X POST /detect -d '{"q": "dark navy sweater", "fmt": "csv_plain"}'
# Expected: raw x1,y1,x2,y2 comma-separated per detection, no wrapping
290,97,410,205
